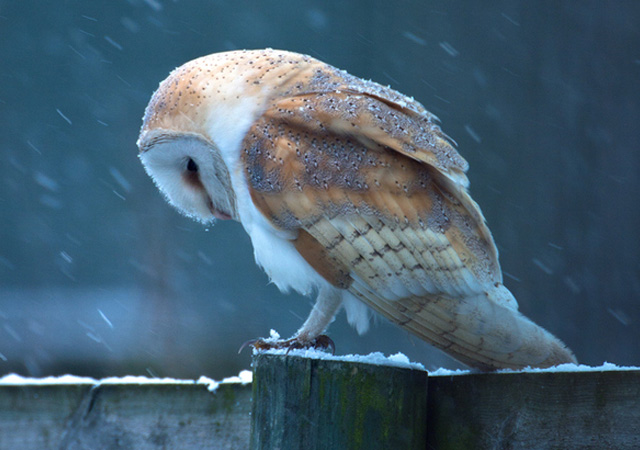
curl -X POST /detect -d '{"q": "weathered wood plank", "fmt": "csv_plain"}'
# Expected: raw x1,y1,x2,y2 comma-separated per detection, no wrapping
0,382,252,449
250,353,428,450
0,384,92,449
2,361,639,449
427,370,640,449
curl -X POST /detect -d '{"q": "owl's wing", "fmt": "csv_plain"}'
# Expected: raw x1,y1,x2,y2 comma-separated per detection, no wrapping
245,89,501,297
243,90,575,370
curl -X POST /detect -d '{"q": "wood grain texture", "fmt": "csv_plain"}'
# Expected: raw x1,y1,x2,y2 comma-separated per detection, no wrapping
250,353,428,450
1,361,638,449
0,382,251,449
427,369,640,449
252,355,640,450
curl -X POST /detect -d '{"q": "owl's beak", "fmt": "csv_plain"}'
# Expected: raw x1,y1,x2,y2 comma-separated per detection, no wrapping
207,197,232,220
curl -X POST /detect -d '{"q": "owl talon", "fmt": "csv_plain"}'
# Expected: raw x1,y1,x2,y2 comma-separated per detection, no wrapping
239,335,335,354
238,339,260,354
308,335,336,354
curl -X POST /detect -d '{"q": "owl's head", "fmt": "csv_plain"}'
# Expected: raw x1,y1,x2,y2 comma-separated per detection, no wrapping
137,49,344,224
135,52,270,224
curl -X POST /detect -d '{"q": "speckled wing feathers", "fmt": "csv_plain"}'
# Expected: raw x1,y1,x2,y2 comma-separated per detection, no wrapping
244,91,501,293
268,91,469,188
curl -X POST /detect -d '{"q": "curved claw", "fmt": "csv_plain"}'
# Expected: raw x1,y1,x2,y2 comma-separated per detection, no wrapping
238,338,259,354
310,335,335,354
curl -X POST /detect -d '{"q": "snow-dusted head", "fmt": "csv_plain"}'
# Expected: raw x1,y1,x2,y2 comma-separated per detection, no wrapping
135,51,271,223
136,49,343,224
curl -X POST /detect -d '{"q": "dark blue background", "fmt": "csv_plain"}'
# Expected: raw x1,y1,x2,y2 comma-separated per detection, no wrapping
1,0,638,378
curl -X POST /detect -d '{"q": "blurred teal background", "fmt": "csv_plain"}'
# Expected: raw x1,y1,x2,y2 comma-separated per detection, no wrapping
1,1,639,378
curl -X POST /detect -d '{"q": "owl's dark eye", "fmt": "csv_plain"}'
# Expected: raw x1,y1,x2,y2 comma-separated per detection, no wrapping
183,157,203,189
187,158,198,172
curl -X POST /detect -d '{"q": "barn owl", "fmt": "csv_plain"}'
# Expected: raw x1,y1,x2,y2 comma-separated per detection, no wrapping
137,49,576,370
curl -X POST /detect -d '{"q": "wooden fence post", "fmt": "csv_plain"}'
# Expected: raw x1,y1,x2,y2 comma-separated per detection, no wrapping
250,353,428,450
0,380,252,449
2,360,638,448
426,369,640,449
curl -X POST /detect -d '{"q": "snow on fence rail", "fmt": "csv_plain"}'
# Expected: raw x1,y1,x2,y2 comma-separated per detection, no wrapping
1,353,639,449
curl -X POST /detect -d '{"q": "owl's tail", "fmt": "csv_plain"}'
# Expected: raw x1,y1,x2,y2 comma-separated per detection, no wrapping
372,286,577,371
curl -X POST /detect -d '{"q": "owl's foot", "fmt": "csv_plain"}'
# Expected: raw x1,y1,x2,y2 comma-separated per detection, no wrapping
239,335,335,354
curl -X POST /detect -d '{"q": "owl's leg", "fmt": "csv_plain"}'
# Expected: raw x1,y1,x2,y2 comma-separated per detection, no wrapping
295,286,343,341
243,286,343,353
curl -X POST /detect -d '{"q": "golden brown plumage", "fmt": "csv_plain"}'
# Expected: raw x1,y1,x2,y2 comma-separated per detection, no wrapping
138,49,576,370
